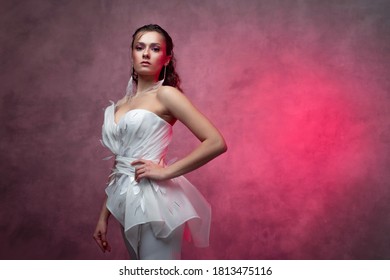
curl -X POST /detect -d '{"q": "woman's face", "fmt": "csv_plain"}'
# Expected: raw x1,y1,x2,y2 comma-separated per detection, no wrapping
132,31,170,80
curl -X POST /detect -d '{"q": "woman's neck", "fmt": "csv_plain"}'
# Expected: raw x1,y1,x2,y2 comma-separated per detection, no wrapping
136,75,160,94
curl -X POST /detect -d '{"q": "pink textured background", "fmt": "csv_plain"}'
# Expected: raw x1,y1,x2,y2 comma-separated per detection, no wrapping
1,0,390,259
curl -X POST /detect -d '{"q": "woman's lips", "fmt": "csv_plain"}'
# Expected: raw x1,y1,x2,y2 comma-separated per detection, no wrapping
141,61,151,65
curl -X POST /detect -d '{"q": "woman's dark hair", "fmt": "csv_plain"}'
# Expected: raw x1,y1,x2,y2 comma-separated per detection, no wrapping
131,24,182,92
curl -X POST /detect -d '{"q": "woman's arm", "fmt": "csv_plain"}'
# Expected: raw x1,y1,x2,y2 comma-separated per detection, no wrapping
93,163,115,253
132,86,227,181
93,196,111,253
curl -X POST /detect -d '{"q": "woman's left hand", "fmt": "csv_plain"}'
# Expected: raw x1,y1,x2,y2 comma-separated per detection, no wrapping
131,159,168,182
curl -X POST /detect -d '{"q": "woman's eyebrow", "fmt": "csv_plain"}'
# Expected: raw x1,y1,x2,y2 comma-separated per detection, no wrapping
135,42,161,46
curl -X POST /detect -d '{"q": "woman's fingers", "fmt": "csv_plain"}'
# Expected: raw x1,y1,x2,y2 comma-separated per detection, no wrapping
132,159,151,181
131,159,166,181
101,239,111,252
100,233,111,252
94,237,111,253
93,234,105,252
93,229,111,253
134,166,148,182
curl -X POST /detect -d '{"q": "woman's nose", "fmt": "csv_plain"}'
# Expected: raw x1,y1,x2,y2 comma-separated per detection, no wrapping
142,48,150,58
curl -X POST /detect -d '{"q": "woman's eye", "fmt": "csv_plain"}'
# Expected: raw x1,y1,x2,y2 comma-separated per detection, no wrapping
152,47,160,52
135,46,143,51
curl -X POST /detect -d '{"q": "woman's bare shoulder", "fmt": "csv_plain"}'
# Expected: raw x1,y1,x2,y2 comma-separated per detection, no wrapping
157,86,185,103
158,86,190,109
158,85,182,95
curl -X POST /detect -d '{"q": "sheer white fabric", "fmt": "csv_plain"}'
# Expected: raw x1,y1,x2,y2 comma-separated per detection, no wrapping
100,98,211,258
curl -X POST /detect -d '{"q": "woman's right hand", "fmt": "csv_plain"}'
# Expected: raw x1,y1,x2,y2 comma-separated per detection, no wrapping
93,219,111,253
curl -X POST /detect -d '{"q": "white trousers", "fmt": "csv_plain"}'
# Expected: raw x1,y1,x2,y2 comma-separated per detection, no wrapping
121,223,184,260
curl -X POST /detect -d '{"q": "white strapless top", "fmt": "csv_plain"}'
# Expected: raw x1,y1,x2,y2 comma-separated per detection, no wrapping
100,101,211,257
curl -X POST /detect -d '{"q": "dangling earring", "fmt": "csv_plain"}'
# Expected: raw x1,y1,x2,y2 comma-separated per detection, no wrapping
125,65,137,99
162,65,167,81
125,76,136,99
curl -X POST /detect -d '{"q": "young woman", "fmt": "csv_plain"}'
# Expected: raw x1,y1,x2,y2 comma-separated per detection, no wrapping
93,24,227,260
